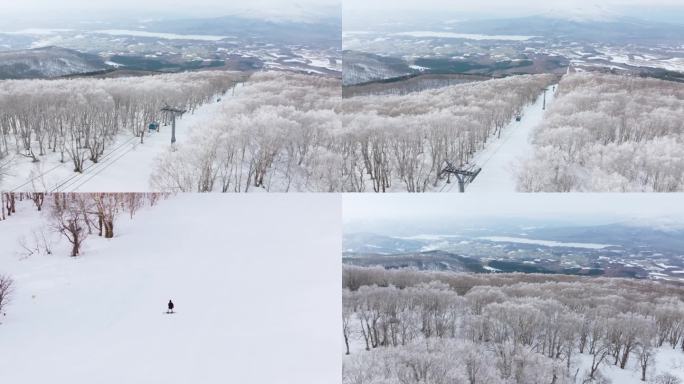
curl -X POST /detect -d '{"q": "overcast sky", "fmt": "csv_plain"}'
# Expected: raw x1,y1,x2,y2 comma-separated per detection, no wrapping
344,0,684,15
343,0,684,25
3,0,681,26
343,194,684,229
0,0,340,25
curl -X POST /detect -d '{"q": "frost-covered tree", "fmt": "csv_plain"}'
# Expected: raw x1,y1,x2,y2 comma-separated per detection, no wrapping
519,73,684,192
0,71,246,180
342,266,684,384
152,72,555,192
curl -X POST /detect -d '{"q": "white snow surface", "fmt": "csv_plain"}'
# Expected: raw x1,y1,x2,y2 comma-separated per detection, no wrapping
0,194,342,384
450,85,556,193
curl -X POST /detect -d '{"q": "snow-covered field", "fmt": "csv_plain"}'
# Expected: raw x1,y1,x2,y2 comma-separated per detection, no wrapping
0,194,341,383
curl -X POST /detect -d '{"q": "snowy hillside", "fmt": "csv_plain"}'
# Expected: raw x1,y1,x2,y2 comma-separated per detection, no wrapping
340,74,555,192
0,71,246,192
0,194,341,384
0,46,107,79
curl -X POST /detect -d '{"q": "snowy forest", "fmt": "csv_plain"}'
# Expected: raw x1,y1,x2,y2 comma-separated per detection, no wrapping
150,73,554,192
518,73,684,192
340,74,555,192
151,72,341,192
0,71,246,190
343,266,684,384
4,69,681,194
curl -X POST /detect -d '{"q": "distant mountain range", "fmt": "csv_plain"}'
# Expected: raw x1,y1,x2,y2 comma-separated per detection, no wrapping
138,15,341,47
344,223,684,255
0,46,107,79
343,223,684,280
450,15,684,43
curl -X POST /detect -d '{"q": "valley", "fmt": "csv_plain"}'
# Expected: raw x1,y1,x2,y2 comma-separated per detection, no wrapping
344,225,684,281
0,16,341,79
343,15,684,85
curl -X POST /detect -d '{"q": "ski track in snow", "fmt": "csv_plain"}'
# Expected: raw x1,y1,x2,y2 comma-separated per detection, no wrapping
0,194,341,384
442,85,556,193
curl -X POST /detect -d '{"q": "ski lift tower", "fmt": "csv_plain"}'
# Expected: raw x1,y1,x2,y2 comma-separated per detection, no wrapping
161,105,187,144
440,161,482,193
542,87,548,111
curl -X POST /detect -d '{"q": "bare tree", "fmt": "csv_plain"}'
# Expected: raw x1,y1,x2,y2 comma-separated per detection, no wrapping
0,275,13,316
50,193,88,257
92,193,121,238
30,192,45,211
653,373,683,384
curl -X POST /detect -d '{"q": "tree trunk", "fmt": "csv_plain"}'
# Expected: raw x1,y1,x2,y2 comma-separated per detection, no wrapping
344,333,350,355
71,234,80,257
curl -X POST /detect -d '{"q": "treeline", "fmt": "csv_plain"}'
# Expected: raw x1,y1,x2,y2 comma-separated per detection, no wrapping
342,74,489,97
152,72,554,192
1,192,169,257
518,73,684,192
0,71,246,175
343,266,684,384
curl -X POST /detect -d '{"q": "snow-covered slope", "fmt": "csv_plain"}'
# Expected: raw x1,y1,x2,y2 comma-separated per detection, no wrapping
440,84,556,193
1,86,239,193
0,194,341,383
68,93,236,192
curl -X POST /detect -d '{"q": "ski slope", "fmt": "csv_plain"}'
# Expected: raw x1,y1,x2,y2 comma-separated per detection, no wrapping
1,91,236,193
0,194,341,384
442,86,556,193
68,97,230,192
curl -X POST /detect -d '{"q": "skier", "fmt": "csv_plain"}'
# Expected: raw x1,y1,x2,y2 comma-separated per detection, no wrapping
167,299,175,314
